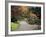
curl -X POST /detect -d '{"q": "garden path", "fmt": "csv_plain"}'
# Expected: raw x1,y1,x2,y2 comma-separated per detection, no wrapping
16,20,40,31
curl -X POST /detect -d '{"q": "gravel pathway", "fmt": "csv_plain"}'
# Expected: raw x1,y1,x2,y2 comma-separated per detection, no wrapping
16,20,41,31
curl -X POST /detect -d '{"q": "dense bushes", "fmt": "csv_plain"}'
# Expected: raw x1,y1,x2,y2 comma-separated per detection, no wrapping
11,15,41,25
27,17,41,25
11,6,41,25
11,16,17,22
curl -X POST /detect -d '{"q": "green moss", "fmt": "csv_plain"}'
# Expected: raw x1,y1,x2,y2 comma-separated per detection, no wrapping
11,22,20,31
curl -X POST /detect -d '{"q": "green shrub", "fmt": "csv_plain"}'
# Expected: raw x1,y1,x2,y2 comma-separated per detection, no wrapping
27,16,41,25
11,22,20,31
11,16,17,22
